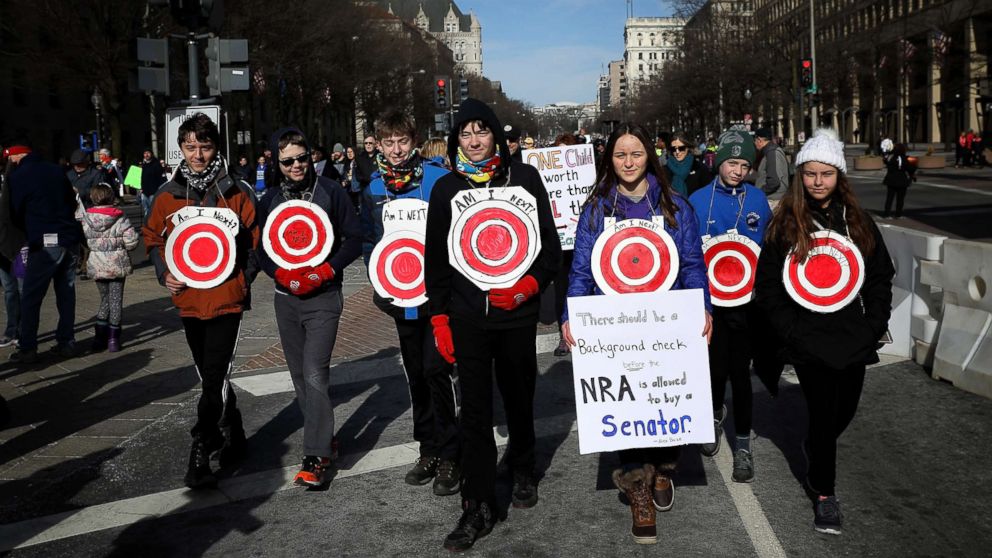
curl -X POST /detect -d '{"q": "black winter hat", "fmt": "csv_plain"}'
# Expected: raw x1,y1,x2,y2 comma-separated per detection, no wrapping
69,149,90,165
446,98,511,176
268,126,307,156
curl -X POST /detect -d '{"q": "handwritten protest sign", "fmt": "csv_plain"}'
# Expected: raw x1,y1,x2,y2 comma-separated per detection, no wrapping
524,144,596,251
124,165,142,189
568,289,714,454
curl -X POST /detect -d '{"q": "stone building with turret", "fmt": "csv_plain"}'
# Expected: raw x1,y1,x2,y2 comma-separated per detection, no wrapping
372,0,483,76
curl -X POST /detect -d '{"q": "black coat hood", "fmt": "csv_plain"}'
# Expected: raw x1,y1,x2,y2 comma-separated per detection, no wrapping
446,98,512,176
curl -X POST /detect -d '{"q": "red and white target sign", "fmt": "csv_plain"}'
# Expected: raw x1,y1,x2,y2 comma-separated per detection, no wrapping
369,198,428,307
262,200,334,269
591,217,680,295
783,230,865,313
703,230,761,307
165,215,237,289
448,186,541,290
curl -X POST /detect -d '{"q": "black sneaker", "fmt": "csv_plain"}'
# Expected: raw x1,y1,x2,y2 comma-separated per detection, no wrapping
433,459,461,496
732,449,754,483
443,501,495,552
294,455,332,487
511,471,538,508
8,348,38,364
218,426,247,469
699,404,726,457
813,495,843,535
184,438,218,490
405,456,439,486
49,343,77,359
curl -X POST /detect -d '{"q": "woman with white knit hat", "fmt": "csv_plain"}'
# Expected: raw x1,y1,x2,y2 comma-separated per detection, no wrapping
754,129,894,535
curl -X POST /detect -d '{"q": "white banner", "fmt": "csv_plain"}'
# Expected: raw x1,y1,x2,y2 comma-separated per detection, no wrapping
568,289,714,454
524,144,596,251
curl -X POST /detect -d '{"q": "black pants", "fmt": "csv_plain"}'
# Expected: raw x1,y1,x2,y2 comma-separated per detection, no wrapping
795,362,866,496
452,318,537,505
708,307,753,436
395,317,459,461
884,187,907,217
553,251,575,327
182,313,242,444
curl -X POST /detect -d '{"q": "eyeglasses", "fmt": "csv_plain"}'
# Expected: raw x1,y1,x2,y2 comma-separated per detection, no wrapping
278,152,311,167
669,145,689,153
364,141,375,145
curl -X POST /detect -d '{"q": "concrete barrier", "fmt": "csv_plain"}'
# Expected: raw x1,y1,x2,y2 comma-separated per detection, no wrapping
878,225,947,363
930,239,992,399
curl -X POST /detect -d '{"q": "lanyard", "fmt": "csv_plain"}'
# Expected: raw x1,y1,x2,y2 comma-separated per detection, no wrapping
704,181,746,237
811,205,850,239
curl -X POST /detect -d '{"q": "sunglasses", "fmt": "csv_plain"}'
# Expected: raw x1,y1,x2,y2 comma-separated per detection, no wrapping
669,145,689,153
364,141,375,145
278,152,311,167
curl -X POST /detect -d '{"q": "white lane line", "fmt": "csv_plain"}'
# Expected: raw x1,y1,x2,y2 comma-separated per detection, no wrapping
0,413,578,551
713,440,788,558
848,173,992,197
231,371,296,396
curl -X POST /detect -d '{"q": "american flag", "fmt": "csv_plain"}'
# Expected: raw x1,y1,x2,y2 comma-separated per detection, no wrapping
932,31,951,57
901,39,918,61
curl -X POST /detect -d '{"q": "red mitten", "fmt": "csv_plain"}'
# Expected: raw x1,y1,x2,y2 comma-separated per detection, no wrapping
275,267,295,290
276,264,333,296
488,275,539,311
431,314,456,364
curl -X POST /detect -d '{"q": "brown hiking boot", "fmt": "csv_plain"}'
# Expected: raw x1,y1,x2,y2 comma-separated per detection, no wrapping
653,473,674,512
612,464,657,544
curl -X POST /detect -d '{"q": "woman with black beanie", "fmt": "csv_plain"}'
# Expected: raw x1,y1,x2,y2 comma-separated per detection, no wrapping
424,99,562,552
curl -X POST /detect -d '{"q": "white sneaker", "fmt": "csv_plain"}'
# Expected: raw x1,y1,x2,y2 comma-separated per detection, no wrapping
0,337,17,348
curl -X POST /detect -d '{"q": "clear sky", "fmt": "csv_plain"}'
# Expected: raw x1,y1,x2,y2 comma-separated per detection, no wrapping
456,0,674,107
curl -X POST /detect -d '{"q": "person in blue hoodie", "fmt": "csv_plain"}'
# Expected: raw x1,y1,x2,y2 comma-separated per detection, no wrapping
688,131,772,483
561,123,712,545
256,127,362,487
367,110,460,497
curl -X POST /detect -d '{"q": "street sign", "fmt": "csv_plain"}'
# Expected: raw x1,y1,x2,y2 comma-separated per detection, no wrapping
137,37,170,95
165,105,221,167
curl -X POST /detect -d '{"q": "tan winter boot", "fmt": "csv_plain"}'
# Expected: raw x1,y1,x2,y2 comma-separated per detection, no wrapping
612,464,657,544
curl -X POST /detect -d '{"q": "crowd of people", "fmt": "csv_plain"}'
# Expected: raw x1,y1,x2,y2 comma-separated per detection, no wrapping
0,98,908,551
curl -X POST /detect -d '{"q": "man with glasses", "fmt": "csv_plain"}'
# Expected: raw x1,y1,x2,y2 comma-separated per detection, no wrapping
356,135,380,264
142,113,259,489
749,127,789,195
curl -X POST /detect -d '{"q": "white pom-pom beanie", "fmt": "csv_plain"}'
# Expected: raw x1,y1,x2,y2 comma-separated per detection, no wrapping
794,128,847,174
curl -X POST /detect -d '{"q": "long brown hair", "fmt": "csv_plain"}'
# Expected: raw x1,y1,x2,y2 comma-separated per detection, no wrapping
765,164,876,261
587,123,678,228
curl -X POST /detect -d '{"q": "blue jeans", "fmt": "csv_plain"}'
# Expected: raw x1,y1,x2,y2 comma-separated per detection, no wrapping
19,246,78,351
0,264,20,339
140,193,154,221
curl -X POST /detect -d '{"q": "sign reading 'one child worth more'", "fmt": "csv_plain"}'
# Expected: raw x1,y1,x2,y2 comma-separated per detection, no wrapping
568,289,715,454
524,144,596,251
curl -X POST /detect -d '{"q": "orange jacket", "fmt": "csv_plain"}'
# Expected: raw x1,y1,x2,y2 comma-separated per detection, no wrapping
142,167,259,320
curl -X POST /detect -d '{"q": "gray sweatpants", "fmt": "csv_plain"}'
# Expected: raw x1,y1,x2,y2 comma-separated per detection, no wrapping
274,288,344,457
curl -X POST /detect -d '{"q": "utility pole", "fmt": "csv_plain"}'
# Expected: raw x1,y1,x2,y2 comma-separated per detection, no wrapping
187,33,201,105
809,0,818,129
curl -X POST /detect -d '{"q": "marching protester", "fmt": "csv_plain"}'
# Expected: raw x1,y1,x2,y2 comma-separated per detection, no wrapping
367,111,459,496
140,149,164,220
0,146,23,349
755,128,894,535
142,113,258,489
551,133,578,357
882,143,915,219
505,124,522,163
6,139,83,363
688,131,772,482
424,98,562,552
256,127,362,487
663,132,713,198
559,123,711,545
67,149,103,209
749,127,789,196
420,137,450,168
77,183,140,352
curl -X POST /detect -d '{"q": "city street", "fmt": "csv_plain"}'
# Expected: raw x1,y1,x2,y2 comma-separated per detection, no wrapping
0,233,990,557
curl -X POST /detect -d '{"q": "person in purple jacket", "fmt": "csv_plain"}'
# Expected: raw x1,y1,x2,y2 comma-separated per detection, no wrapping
560,123,712,545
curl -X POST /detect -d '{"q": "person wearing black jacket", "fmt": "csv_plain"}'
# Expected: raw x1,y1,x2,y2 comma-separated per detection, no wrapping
257,128,362,487
881,143,914,219
756,129,893,536
357,136,380,264
424,99,562,552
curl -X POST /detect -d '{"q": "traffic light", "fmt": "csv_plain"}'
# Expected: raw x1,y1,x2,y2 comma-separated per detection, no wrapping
459,77,469,104
435,76,450,109
205,37,250,96
136,37,170,95
167,0,224,30
800,58,813,89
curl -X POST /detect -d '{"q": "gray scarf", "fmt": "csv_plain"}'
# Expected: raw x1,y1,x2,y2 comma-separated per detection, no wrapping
179,156,224,191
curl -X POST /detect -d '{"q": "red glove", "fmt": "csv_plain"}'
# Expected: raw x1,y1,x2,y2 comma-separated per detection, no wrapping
275,263,334,296
488,275,539,311
431,314,456,364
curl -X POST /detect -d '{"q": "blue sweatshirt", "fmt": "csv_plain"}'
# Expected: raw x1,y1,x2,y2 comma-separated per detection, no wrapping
688,177,771,245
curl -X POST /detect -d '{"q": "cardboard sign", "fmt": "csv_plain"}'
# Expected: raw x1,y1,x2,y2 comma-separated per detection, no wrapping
702,230,760,307
165,215,237,289
369,198,429,308
783,230,865,313
262,200,334,270
591,217,680,295
447,186,541,290
568,289,714,454
524,144,596,251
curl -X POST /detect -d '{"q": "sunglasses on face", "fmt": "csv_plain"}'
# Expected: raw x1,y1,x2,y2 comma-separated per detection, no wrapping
279,152,311,167
669,145,689,153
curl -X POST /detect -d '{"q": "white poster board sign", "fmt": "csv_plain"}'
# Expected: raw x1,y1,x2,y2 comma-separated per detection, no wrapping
369,198,429,307
568,289,714,454
165,105,222,167
524,144,596,251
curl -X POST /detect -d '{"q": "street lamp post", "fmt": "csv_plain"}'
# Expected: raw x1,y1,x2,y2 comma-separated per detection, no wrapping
91,87,104,152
